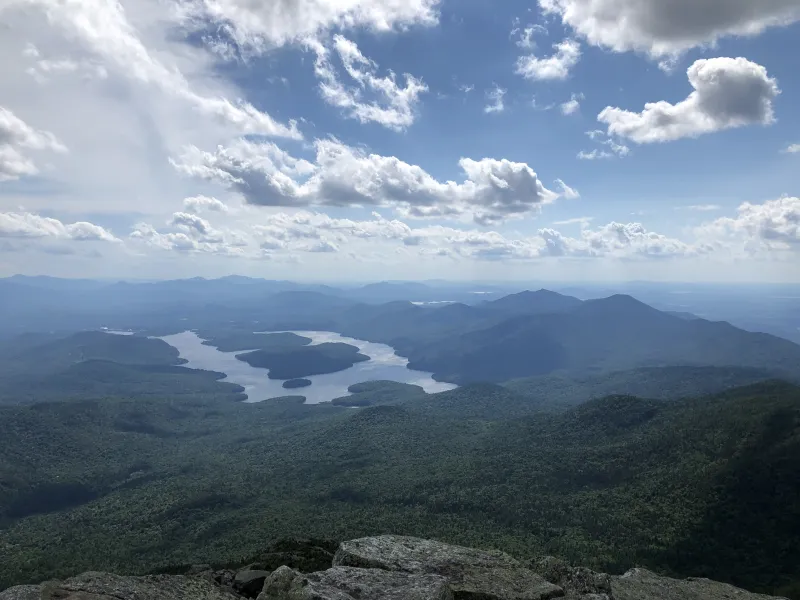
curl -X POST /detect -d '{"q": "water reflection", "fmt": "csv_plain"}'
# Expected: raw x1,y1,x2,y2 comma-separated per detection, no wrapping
159,330,456,404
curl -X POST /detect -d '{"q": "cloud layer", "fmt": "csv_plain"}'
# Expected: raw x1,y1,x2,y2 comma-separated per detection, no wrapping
176,0,441,56
173,138,570,225
539,0,800,57
0,211,117,242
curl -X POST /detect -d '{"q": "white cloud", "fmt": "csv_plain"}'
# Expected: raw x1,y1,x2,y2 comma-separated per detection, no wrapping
578,130,630,160
516,38,581,81
0,106,66,181
422,220,698,261
173,138,571,225
0,211,118,242
684,204,722,212
577,149,613,160
183,196,230,214
511,21,547,49
553,217,593,226
698,196,800,251
554,179,580,199
170,211,220,239
599,57,780,143
1,0,300,138
23,43,108,83
484,86,506,114
538,0,800,57
561,92,584,115
308,35,427,131
174,0,441,56
784,144,800,154
306,239,340,253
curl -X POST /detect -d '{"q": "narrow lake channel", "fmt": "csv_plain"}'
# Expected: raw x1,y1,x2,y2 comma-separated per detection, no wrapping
159,330,457,404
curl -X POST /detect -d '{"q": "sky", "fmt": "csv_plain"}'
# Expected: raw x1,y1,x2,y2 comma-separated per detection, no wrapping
0,0,799,282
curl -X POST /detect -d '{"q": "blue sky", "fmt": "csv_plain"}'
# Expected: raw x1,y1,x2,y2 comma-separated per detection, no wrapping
0,0,798,282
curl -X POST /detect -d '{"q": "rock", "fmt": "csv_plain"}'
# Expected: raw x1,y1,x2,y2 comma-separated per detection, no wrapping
187,565,213,576
0,572,241,600
257,566,301,600
531,557,611,599
612,568,788,600
234,570,271,598
212,570,236,589
333,535,562,600
257,565,452,600
0,586,43,600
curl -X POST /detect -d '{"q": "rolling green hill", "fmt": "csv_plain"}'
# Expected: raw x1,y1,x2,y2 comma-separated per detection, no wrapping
1,380,799,597
0,331,183,377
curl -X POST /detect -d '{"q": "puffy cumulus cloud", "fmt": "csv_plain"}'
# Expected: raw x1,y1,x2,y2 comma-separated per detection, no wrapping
598,57,780,143
576,222,700,258
0,106,66,181
409,220,698,261
1,0,300,138
538,0,800,57
516,38,581,81
306,239,340,253
253,210,413,243
784,144,800,154
0,211,118,242
173,138,570,225
174,0,440,56
129,222,246,256
183,195,230,213
307,35,427,131
484,86,506,114
699,196,800,251
169,211,225,243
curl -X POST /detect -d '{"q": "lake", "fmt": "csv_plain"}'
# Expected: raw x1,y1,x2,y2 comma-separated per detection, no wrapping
159,330,457,404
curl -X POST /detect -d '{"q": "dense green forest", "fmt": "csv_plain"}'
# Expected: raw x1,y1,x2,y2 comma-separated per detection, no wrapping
199,331,313,353
1,294,799,598
1,374,798,598
235,342,370,379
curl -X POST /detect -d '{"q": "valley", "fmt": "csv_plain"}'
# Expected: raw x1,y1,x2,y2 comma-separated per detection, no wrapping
0,277,798,599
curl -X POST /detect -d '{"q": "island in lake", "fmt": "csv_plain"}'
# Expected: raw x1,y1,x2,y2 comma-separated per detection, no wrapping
236,342,370,379
200,331,312,352
283,378,312,389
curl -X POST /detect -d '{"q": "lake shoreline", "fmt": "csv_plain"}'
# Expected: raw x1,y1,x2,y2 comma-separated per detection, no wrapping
157,330,456,404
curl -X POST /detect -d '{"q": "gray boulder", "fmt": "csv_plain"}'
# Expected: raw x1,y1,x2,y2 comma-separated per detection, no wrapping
234,570,271,598
0,586,43,600
257,565,453,600
612,568,787,600
0,572,242,600
333,535,563,600
532,557,611,599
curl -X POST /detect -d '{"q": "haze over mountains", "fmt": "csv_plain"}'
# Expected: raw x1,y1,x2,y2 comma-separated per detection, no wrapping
1,275,800,598
2,276,800,390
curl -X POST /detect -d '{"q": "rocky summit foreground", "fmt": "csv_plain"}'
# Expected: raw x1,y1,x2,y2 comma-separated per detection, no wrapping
0,536,786,600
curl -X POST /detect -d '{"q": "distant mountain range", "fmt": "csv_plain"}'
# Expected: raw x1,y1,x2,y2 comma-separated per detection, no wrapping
2,276,800,387
338,291,800,384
